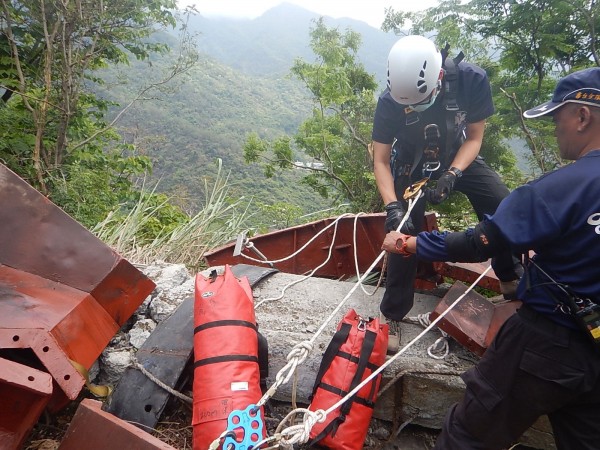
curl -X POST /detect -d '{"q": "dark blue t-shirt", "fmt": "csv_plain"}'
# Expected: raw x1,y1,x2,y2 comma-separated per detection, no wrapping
371,62,494,156
417,149,600,328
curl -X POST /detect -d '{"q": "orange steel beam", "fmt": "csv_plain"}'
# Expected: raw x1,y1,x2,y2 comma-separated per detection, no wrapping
430,281,521,356
0,164,155,326
204,212,442,283
435,260,501,293
0,164,156,449
0,357,53,450
59,399,176,450
0,264,120,399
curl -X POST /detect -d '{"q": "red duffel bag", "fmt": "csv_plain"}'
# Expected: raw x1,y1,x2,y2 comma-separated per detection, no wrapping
308,309,388,450
192,265,265,450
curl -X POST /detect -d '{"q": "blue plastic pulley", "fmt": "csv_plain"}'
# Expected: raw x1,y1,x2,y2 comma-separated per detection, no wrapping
223,404,264,450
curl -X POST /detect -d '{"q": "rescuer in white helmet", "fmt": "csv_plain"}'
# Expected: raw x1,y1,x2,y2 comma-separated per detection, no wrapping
372,35,523,354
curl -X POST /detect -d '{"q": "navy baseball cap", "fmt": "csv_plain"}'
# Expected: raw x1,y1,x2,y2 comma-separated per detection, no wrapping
524,67,600,118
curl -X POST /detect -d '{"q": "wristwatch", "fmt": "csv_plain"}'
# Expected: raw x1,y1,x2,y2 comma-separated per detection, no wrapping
394,235,412,257
447,166,463,178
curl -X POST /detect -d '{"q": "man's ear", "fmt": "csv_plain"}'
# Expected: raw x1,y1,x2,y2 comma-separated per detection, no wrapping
577,106,592,130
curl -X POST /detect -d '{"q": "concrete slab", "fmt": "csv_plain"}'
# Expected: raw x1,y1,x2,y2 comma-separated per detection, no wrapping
250,271,555,450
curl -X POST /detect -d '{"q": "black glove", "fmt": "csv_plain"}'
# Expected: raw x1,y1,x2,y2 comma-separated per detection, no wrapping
384,201,416,234
425,170,457,205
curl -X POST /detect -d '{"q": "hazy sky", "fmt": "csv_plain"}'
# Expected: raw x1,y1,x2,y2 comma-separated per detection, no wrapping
177,1,438,29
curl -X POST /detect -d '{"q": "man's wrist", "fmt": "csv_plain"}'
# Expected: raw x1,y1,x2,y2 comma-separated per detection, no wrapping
385,200,402,210
395,235,412,257
447,166,463,178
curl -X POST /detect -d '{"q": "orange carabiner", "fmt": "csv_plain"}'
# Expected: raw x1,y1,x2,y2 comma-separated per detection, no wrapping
403,178,429,200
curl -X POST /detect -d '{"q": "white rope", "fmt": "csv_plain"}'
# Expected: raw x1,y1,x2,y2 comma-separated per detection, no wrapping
208,429,235,450
239,213,354,266
405,312,450,359
352,212,384,297
249,197,424,445
254,214,348,308
132,360,193,404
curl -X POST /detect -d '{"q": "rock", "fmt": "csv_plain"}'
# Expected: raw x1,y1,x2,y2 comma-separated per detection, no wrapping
128,319,157,349
99,349,133,385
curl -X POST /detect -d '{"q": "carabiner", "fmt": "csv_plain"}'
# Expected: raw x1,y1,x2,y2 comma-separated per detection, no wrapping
422,160,441,175
357,318,367,332
403,177,429,200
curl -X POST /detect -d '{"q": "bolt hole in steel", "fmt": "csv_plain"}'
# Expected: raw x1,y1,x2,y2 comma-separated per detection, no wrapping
43,346,49,352
12,335,19,341
144,404,153,412
64,374,70,380
28,376,34,382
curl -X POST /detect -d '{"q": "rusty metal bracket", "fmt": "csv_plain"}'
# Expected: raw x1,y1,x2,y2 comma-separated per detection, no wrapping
430,281,521,357
59,399,176,450
0,163,156,449
0,357,53,449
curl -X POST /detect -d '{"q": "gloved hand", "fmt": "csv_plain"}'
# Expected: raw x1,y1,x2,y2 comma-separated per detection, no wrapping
384,201,416,234
425,170,457,205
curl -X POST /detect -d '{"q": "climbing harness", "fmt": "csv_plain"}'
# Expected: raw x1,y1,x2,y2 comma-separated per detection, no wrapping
392,44,466,182
422,124,442,177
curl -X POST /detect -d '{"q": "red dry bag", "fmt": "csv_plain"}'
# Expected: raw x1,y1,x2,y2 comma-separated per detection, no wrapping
308,309,388,450
192,265,265,450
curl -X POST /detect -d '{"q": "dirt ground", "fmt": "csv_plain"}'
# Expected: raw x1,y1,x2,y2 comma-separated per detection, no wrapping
23,392,194,450
23,393,439,450
23,391,539,450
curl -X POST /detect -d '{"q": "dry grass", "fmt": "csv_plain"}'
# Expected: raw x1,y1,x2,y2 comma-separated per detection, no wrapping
93,159,254,271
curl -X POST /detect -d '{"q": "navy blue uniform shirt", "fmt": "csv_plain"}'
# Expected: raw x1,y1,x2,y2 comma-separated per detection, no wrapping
417,149,600,328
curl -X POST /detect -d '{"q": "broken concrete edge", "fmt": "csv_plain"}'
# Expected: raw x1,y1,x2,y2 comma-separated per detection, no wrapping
58,399,176,450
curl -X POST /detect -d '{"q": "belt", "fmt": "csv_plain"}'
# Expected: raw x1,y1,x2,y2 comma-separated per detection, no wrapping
517,304,587,346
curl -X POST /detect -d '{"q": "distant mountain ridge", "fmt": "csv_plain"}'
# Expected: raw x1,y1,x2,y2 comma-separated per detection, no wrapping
102,4,402,215
186,2,400,88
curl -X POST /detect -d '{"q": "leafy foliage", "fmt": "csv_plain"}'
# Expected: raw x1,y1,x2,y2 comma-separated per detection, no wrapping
0,0,199,230
244,19,382,213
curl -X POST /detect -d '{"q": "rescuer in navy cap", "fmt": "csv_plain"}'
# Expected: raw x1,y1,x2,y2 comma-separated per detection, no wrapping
382,66,600,449
524,67,600,117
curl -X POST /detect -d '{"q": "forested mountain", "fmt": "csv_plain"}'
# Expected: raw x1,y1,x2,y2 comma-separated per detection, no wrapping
102,52,318,212
104,3,400,213
187,3,399,86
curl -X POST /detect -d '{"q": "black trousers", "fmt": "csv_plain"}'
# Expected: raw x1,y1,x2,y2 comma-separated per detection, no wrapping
380,156,520,321
434,305,600,449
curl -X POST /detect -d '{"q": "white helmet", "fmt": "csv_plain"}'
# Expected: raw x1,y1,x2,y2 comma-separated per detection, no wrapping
387,35,443,105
